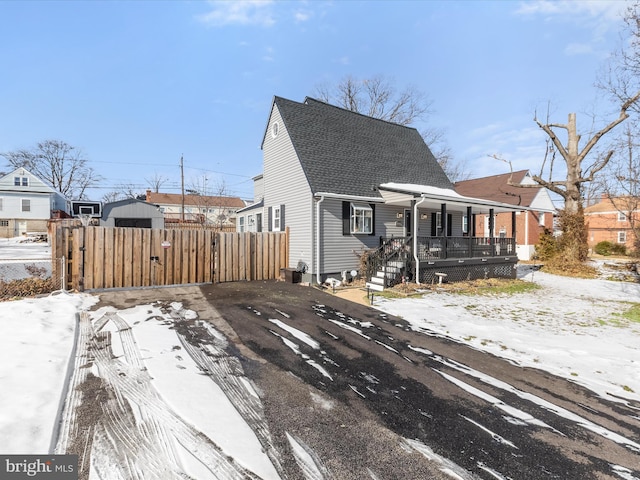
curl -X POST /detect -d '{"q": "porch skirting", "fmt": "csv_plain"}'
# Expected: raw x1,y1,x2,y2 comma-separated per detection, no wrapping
418,256,518,284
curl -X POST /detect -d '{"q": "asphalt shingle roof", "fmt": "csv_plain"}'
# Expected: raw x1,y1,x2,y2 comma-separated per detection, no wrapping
454,170,540,207
146,192,245,208
272,96,453,198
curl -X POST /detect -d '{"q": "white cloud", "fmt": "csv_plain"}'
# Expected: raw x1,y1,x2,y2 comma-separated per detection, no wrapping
564,42,594,55
294,9,313,23
514,0,628,56
515,0,626,21
197,0,276,27
263,46,275,62
462,122,551,178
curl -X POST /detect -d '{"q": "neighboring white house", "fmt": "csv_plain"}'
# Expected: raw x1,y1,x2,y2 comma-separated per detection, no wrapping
145,190,245,227
0,167,69,238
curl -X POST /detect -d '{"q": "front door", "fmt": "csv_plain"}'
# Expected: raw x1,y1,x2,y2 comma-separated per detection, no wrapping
15,221,27,236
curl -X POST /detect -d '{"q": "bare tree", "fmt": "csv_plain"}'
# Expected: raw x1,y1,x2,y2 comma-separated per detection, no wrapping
314,75,466,179
185,175,233,229
496,94,640,263
1,139,101,199
598,2,640,115
525,96,640,214
101,183,145,203
145,173,169,193
315,74,431,126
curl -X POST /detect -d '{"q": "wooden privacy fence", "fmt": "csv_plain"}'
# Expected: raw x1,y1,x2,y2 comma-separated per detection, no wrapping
51,225,289,291
214,230,289,283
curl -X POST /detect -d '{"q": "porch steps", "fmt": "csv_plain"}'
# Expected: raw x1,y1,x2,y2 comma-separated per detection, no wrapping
365,262,403,292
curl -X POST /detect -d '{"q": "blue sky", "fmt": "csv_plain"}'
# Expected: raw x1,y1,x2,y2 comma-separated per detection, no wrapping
0,0,631,201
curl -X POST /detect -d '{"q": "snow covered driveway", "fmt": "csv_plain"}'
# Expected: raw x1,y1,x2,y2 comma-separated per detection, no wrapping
2,267,640,479
55,304,281,479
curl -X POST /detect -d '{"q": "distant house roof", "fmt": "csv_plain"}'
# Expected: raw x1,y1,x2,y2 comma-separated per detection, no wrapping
585,195,637,214
454,170,541,208
268,96,453,198
146,191,246,208
237,198,264,213
0,167,60,195
103,197,158,211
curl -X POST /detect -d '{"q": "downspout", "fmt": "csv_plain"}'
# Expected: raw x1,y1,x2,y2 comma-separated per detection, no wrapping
316,195,325,285
413,195,428,285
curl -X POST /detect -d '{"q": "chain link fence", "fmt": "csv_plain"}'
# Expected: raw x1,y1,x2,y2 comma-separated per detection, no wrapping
0,258,59,300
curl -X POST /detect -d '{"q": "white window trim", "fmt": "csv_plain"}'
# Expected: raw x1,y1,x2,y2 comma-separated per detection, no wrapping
272,206,281,232
618,211,627,222
14,176,28,187
539,212,546,226
350,202,372,234
239,216,245,232
462,215,469,234
21,199,31,212
618,231,627,243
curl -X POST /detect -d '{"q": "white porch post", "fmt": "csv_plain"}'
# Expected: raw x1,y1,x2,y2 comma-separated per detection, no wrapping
413,195,428,284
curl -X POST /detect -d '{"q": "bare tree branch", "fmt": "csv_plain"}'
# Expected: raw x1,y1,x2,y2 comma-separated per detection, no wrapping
1,139,101,199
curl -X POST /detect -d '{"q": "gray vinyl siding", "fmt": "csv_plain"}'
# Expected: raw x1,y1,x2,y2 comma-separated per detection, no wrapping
317,204,467,277
253,175,264,202
0,192,51,219
263,105,314,270
377,206,406,238
318,198,380,276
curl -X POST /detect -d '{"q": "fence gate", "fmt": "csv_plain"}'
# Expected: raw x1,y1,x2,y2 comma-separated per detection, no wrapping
214,229,289,283
51,225,289,291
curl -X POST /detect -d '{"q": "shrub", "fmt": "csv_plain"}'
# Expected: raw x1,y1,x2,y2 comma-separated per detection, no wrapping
533,228,558,261
595,241,614,256
595,241,627,256
612,243,627,255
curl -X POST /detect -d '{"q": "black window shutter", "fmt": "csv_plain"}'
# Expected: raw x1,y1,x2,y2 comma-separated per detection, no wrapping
431,213,437,236
267,206,272,232
342,201,350,236
369,203,376,236
280,204,285,229
447,213,453,236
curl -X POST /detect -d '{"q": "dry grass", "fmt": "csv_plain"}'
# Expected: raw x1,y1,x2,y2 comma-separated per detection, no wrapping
540,260,599,279
383,278,539,296
0,277,55,301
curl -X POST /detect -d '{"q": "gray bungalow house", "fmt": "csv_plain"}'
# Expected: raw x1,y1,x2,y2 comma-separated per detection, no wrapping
238,96,526,288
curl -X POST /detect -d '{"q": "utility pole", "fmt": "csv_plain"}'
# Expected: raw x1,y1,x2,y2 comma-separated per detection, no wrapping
180,154,185,222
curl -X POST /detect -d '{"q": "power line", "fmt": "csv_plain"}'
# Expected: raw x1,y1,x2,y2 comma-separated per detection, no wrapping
91,160,254,178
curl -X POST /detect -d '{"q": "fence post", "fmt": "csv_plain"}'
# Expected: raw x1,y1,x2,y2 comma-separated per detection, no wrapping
60,256,66,292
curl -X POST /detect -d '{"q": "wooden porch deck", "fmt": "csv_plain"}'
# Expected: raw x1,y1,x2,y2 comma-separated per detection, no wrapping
370,236,518,286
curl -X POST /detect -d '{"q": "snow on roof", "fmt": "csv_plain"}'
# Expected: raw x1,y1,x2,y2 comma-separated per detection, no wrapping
379,182,528,212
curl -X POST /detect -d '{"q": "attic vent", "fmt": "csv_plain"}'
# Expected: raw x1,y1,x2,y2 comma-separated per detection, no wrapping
271,121,279,138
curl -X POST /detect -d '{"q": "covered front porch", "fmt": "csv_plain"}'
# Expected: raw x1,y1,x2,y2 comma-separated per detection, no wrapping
366,183,524,288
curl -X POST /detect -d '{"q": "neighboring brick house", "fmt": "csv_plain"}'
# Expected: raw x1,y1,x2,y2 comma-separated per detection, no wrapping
145,190,245,227
455,170,556,260
585,195,639,252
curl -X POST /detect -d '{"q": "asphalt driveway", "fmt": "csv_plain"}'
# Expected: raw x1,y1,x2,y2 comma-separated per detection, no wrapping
92,280,640,480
